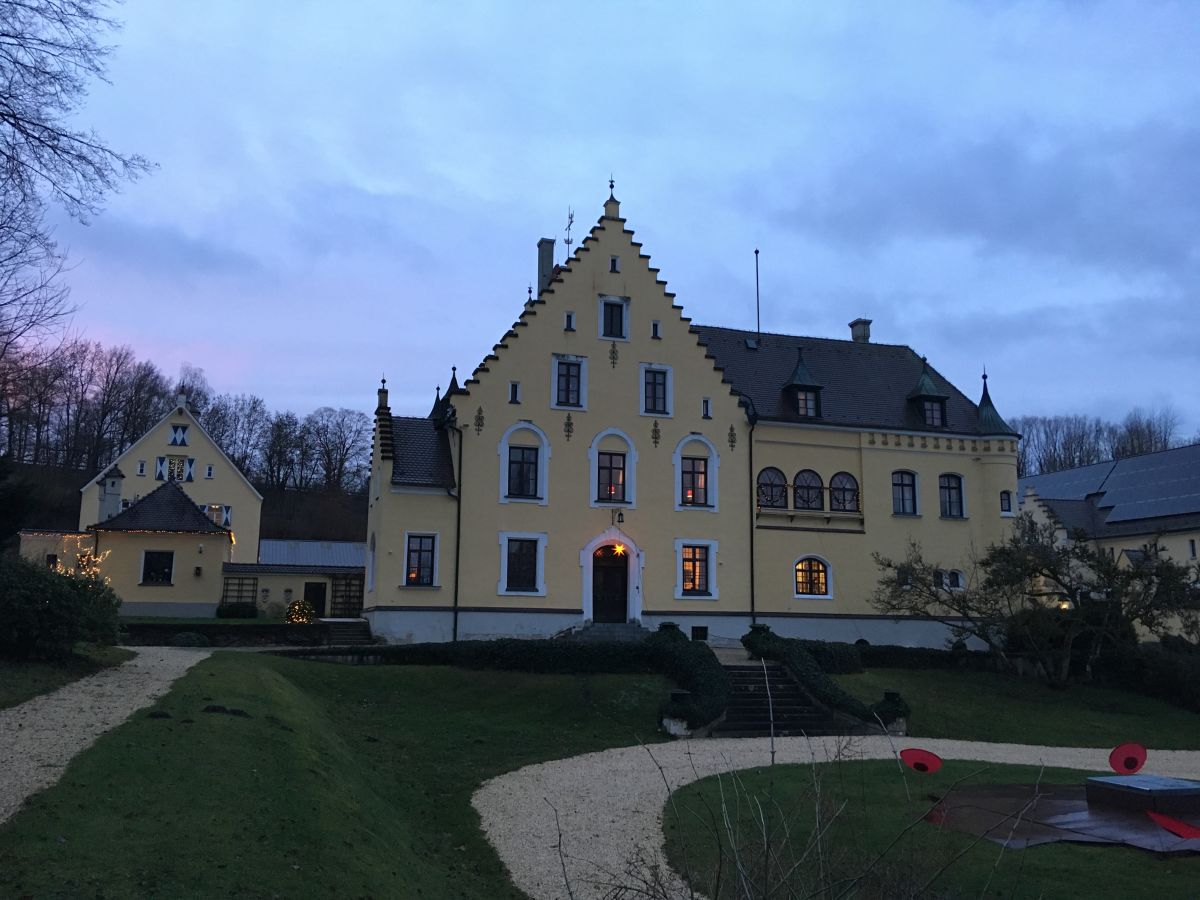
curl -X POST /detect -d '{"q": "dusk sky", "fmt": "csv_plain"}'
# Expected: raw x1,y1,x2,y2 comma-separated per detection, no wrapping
55,1,1200,434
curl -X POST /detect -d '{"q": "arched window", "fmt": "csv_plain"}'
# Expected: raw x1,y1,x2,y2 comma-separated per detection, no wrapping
939,474,965,518
498,421,551,505
1000,490,1013,515
892,471,917,515
756,467,787,508
794,557,830,597
829,472,860,512
793,469,823,510
673,434,720,512
588,428,637,508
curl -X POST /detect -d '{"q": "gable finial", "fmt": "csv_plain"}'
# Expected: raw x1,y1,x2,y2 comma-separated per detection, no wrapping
527,283,533,301
435,385,441,401
609,174,615,197
381,374,387,389
982,364,988,382
564,207,574,258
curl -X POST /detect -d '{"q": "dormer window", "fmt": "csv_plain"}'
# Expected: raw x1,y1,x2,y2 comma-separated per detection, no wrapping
923,400,945,427
797,390,820,418
783,347,822,420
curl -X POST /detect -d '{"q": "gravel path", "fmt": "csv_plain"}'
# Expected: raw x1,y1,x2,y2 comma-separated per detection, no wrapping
0,647,210,826
473,735,1200,900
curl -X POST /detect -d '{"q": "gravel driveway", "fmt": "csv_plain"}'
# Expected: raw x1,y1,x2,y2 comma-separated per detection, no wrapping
474,735,1200,900
0,647,210,826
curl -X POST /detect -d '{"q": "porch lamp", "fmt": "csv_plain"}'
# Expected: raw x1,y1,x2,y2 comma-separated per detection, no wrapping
610,509,624,526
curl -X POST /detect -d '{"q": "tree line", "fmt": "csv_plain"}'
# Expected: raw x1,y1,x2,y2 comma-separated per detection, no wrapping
1009,404,1193,478
0,340,372,491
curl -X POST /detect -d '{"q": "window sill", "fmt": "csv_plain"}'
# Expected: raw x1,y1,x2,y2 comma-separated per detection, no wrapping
794,594,834,601
499,589,546,597
679,503,714,510
138,582,174,587
504,495,543,502
641,410,672,418
551,403,585,411
939,516,968,521
401,584,441,590
681,592,713,599
595,497,631,505
892,513,921,518
601,334,629,342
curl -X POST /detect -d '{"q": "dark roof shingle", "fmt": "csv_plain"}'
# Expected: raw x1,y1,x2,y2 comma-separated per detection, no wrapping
391,417,456,488
90,481,229,534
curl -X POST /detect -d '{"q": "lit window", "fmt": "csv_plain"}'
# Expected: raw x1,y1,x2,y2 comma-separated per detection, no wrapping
556,360,581,407
892,471,917,515
939,474,965,518
156,455,194,482
506,539,538,592
597,451,626,502
793,469,823,510
797,390,819,417
507,447,539,499
923,400,945,427
756,468,787,508
406,535,436,586
795,558,828,596
1000,490,1012,513
644,368,668,414
830,472,860,512
681,545,709,595
681,457,708,506
141,551,174,585
602,301,626,339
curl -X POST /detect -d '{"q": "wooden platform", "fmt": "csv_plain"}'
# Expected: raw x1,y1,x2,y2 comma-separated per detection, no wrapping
1085,774,1200,815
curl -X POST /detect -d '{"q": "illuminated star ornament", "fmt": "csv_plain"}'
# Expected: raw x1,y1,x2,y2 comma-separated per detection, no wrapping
613,544,626,557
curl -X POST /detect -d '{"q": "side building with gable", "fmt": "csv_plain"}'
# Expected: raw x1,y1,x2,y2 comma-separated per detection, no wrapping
365,190,1021,646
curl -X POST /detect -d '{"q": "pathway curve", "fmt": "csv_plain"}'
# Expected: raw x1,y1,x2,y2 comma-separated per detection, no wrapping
0,647,211,826
473,735,1200,900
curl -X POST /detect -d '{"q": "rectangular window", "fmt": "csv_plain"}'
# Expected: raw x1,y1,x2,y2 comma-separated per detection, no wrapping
651,320,661,339
205,464,214,479
892,471,917,515
141,551,174,585
166,455,188,481
556,360,581,407
923,400,944,427
1000,491,1012,513
597,451,626,502
609,255,620,273
701,397,711,419
137,460,146,476
644,368,668,414
507,446,539,498
602,301,626,338
509,382,521,404
797,391,819,417
681,545,710,595
506,539,538,592
564,311,575,331
939,475,964,518
1191,539,1197,559
405,535,436,586
681,457,708,506
45,553,58,570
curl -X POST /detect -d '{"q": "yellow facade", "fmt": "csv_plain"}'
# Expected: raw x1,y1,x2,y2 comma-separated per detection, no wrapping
366,194,1019,645
93,530,232,608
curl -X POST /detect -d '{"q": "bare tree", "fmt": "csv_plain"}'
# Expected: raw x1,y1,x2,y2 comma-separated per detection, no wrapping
305,406,370,491
173,363,211,413
1109,405,1180,459
203,392,269,475
259,411,299,490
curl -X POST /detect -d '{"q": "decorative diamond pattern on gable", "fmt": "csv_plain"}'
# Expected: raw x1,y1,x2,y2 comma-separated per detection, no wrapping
155,456,167,480
169,424,189,446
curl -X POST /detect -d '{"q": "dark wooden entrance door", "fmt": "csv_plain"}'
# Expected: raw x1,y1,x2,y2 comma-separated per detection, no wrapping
592,545,628,623
304,581,328,617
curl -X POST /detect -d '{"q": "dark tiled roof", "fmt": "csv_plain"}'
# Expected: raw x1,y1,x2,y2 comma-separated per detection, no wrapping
91,481,229,534
692,325,1013,435
1022,443,1200,536
391,417,456,488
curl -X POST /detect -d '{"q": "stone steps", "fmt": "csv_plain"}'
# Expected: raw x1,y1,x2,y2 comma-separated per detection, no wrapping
712,661,844,738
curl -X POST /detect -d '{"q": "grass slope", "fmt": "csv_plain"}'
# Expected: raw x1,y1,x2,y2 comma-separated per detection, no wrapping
0,645,135,711
0,652,667,899
666,761,1200,899
836,668,1200,748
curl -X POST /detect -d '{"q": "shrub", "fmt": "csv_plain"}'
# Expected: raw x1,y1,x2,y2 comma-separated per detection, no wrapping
858,643,988,670
742,626,872,721
216,602,258,619
0,554,121,660
797,639,863,674
870,691,911,726
1095,642,1200,714
1159,634,1200,656
170,631,211,648
285,598,315,624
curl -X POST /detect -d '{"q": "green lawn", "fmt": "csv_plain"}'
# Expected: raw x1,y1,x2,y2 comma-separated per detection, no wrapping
121,616,286,625
835,667,1200,748
0,645,135,711
665,760,1200,900
0,652,668,899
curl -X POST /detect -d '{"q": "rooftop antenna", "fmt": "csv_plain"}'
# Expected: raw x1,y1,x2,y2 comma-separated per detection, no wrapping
564,207,575,259
754,248,761,336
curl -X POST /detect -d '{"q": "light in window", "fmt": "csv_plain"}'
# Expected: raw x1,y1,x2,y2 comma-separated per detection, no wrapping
681,457,708,506
597,451,626,502
681,545,709,594
795,558,828,595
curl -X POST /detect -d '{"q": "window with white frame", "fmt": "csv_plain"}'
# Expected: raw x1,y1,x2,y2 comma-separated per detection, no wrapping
794,556,831,597
674,538,718,599
205,464,214,479
498,422,551,505
673,435,719,512
1000,490,1013,514
498,531,547,595
405,534,437,586
939,474,965,518
598,295,629,340
551,355,587,409
639,363,673,416
892,471,918,515
936,569,965,591
588,428,637,508
137,460,146,476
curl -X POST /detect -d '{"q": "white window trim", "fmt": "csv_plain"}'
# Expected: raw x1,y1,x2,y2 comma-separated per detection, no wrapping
205,464,214,479
673,433,720,513
597,294,630,342
136,460,146,476
402,530,440,588
938,471,968,519
639,362,674,418
550,354,589,411
139,549,174,586
588,428,638,508
674,538,719,600
793,554,834,600
498,421,551,506
892,469,920,517
498,531,548,596
508,381,522,404
1000,490,1015,517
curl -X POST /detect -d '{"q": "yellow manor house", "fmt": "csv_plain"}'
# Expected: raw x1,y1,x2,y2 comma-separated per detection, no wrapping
366,191,1020,646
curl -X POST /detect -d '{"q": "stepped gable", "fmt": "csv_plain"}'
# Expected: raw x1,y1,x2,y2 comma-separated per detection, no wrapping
89,480,228,534
693,325,1015,436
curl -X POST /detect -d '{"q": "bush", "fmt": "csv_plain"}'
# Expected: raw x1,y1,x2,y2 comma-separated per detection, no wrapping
216,602,258,619
858,643,988,670
797,639,863,674
742,626,872,721
0,554,121,660
1095,642,1200,714
870,691,911,726
285,598,315,624
1159,634,1200,656
170,631,211,648
280,628,731,730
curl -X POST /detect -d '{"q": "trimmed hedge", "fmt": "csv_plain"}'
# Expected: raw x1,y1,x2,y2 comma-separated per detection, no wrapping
797,639,863,674
858,643,989,670
1096,641,1200,714
281,623,730,729
216,602,258,619
742,625,872,721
